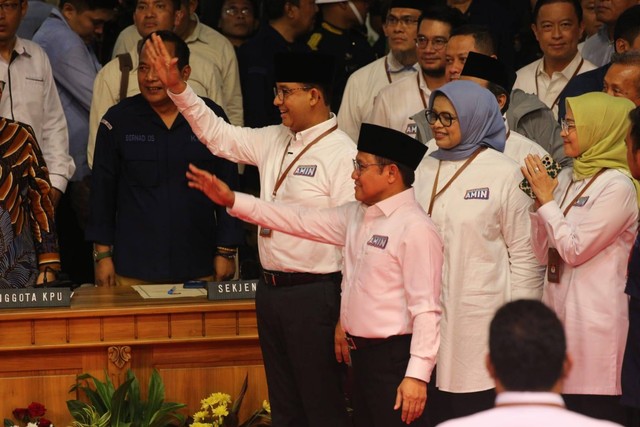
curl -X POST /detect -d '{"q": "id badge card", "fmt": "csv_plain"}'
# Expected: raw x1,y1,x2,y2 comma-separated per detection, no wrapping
259,227,272,238
547,248,563,283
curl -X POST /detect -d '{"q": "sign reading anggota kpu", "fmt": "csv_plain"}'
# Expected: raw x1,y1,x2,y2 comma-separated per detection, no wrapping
0,287,72,308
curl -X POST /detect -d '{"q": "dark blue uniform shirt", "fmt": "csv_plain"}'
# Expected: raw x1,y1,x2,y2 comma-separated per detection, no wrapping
86,95,243,282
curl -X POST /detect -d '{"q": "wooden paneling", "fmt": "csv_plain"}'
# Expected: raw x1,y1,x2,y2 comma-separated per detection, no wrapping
0,286,266,427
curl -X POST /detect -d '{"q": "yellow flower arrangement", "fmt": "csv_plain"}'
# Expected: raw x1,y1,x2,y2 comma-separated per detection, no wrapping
189,376,271,427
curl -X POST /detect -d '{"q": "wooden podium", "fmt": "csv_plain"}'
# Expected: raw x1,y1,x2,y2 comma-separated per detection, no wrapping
0,286,266,425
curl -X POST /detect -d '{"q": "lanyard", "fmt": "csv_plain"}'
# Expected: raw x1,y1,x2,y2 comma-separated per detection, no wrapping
272,125,338,199
417,73,427,109
427,147,487,216
558,168,605,216
535,58,584,110
384,57,392,83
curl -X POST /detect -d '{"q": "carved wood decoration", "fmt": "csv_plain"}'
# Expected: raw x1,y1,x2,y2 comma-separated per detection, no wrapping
108,345,132,369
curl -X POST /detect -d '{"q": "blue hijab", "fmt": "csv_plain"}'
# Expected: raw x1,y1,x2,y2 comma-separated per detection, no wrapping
428,80,506,161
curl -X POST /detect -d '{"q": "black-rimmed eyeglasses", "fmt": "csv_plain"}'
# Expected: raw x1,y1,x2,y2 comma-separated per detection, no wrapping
425,110,458,127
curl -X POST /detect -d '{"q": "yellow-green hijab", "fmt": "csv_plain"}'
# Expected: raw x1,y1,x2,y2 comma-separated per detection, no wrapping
566,92,640,206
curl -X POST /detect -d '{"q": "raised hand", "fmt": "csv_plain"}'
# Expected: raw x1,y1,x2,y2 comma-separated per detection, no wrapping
186,163,236,208
145,32,187,94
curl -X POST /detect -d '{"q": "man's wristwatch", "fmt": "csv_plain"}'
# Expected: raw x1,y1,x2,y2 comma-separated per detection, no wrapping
93,249,113,263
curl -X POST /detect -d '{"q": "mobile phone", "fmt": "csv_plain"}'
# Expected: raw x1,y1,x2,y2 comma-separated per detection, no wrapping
183,280,207,289
519,154,562,199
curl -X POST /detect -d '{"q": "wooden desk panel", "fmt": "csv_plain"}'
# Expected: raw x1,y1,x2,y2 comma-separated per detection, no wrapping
0,286,266,426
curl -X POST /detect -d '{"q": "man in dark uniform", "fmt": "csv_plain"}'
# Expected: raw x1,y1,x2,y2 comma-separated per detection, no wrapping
237,0,317,128
87,30,243,286
307,0,377,112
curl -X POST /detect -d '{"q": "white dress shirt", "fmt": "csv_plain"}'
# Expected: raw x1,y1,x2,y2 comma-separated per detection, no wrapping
531,167,637,395
231,188,443,381
415,148,544,392
338,51,418,141
0,37,75,191
513,53,596,119
169,85,356,273
438,392,623,426
367,71,431,138
503,120,550,167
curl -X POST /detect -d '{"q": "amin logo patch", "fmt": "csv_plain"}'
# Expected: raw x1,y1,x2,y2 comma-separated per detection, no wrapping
405,123,417,135
293,165,317,177
367,235,389,249
464,187,490,200
574,196,589,207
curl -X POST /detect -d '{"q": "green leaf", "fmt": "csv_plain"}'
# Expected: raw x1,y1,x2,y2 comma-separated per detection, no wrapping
111,377,135,426
230,374,249,415
4,418,14,427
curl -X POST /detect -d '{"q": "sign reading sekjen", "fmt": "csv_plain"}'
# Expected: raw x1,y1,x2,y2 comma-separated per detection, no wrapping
0,287,72,308
207,280,258,301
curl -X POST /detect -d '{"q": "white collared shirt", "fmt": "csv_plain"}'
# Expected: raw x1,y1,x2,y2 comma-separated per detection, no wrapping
513,53,596,119
531,167,637,395
230,188,443,381
367,71,431,139
415,148,544,392
0,37,75,191
439,392,623,426
338,51,418,141
169,85,356,273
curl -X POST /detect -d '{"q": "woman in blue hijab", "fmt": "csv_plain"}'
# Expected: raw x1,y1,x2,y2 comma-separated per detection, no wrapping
414,80,544,424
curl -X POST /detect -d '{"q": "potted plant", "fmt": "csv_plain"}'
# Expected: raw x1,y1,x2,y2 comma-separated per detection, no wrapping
67,369,185,427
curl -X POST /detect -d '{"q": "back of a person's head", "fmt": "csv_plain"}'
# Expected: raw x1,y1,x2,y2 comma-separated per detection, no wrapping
59,0,116,11
266,0,297,20
489,300,566,391
613,5,640,45
419,4,465,32
532,0,583,23
450,24,496,56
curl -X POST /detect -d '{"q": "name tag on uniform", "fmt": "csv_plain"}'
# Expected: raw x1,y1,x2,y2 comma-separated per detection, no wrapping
573,196,589,207
293,165,317,177
260,227,272,238
367,235,389,249
405,123,417,135
464,187,490,200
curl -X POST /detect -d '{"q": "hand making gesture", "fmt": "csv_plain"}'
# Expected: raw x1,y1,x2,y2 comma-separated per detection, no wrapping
145,32,188,95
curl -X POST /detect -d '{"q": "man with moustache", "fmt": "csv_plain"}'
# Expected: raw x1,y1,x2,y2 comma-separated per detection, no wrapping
147,33,356,426
367,5,462,138
338,0,424,141
86,30,243,287
184,123,443,427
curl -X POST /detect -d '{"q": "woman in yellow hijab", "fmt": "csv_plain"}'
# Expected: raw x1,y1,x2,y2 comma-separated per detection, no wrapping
522,92,638,423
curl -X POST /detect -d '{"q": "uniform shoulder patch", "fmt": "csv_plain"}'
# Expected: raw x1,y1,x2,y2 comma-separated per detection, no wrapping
308,33,322,50
100,118,112,130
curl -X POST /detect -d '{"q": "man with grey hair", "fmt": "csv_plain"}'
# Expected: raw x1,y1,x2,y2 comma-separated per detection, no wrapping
603,51,640,105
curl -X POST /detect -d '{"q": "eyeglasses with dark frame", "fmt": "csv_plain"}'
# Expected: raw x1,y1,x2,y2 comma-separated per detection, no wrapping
384,15,420,27
273,86,312,102
425,110,458,127
560,118,576,133
0,1,20,12
352,159,389,174
415,35,448,51
224,6,252,16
